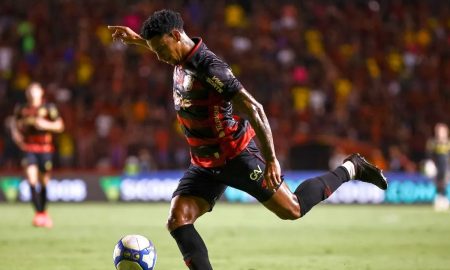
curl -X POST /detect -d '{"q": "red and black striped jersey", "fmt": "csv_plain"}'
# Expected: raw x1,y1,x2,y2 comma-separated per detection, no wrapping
173,38,255,167
13,102,60,153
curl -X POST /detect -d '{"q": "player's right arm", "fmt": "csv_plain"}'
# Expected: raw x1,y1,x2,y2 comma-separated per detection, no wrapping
10,105,25,150
107,26,150,48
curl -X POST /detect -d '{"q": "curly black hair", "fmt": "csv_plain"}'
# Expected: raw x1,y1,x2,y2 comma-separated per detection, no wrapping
140,9,184,40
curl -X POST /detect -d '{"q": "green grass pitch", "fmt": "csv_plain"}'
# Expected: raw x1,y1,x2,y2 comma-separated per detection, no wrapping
1,203,450,270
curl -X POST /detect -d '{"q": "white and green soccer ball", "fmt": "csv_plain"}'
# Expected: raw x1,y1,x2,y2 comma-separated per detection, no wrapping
113,235,157,270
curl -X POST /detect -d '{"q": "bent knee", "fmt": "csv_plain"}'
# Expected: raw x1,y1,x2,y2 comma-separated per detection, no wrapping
166,214,195,232
276,207,301,220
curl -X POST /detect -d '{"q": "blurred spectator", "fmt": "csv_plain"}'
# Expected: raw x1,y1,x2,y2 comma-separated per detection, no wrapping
0,0,449,172
387,145,416,173
328,146,347,170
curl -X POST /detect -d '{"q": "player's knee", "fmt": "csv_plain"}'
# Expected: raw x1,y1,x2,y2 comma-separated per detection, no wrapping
166,215,184,232
276,206,301,220
285,208,301,220
166,213,195,232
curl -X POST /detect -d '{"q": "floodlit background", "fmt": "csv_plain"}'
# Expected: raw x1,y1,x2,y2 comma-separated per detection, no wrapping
0,1,449,270
1,0,449,172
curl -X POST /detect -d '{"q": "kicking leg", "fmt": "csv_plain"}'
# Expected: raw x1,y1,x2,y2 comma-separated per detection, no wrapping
222,141,355,219
264,166,350,219
264,154,388,219
168,195,213,270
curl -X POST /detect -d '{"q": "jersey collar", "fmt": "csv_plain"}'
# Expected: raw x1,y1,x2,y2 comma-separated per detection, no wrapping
181,37,204,68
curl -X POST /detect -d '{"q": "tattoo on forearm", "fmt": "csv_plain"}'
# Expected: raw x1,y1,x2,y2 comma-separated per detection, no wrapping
249,104,276,161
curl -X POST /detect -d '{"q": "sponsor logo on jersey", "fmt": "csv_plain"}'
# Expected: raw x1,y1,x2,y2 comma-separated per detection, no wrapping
206,76,224,93
38,107,47,117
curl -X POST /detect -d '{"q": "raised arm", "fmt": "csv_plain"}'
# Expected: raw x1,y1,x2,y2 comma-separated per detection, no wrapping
107,26,150,48
232,88,282,190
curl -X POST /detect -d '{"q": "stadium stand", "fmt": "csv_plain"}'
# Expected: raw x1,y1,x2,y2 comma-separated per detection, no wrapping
0,0,448,172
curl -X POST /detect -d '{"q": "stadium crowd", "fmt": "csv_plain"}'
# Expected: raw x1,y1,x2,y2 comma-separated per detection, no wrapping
0,0,449,172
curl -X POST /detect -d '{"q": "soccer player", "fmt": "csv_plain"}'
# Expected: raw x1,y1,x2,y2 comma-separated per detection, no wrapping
10,82,65,227
426,123,450,211
108,9,388,269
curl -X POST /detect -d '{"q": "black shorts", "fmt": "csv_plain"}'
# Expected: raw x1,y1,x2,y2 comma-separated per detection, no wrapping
435,158,447,182
172,140,282,210
23,152,53,173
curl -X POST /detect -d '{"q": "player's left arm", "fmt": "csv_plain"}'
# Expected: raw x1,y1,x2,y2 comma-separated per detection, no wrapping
107,26,150,48
34,104,65,133
232,89,282,190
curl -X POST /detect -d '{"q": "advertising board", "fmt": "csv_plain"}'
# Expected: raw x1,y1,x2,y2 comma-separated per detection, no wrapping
0,171,446,204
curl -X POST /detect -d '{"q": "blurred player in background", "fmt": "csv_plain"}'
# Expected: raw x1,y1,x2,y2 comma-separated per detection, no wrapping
426,123,450,211
10,82,65,227
108,10,387,270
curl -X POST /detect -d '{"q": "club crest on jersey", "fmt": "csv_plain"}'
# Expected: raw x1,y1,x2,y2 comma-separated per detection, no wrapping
173,67,195,110
38,107,47,117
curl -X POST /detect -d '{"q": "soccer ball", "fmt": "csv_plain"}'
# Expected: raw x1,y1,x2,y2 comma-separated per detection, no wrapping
113,234,157,270
423,159,437,178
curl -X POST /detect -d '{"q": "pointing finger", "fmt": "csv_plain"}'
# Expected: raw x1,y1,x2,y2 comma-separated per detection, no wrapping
107,25,127,31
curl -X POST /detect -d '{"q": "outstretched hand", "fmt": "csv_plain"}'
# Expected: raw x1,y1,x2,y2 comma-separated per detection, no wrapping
107,26,146,46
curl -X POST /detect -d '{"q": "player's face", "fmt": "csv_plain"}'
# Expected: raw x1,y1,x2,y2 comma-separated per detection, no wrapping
435,124,448,140
148,33,180,65
26,83,44,104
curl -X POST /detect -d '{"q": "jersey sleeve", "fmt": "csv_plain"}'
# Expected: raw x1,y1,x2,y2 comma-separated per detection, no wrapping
46,103,60,121
201,56,243,101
